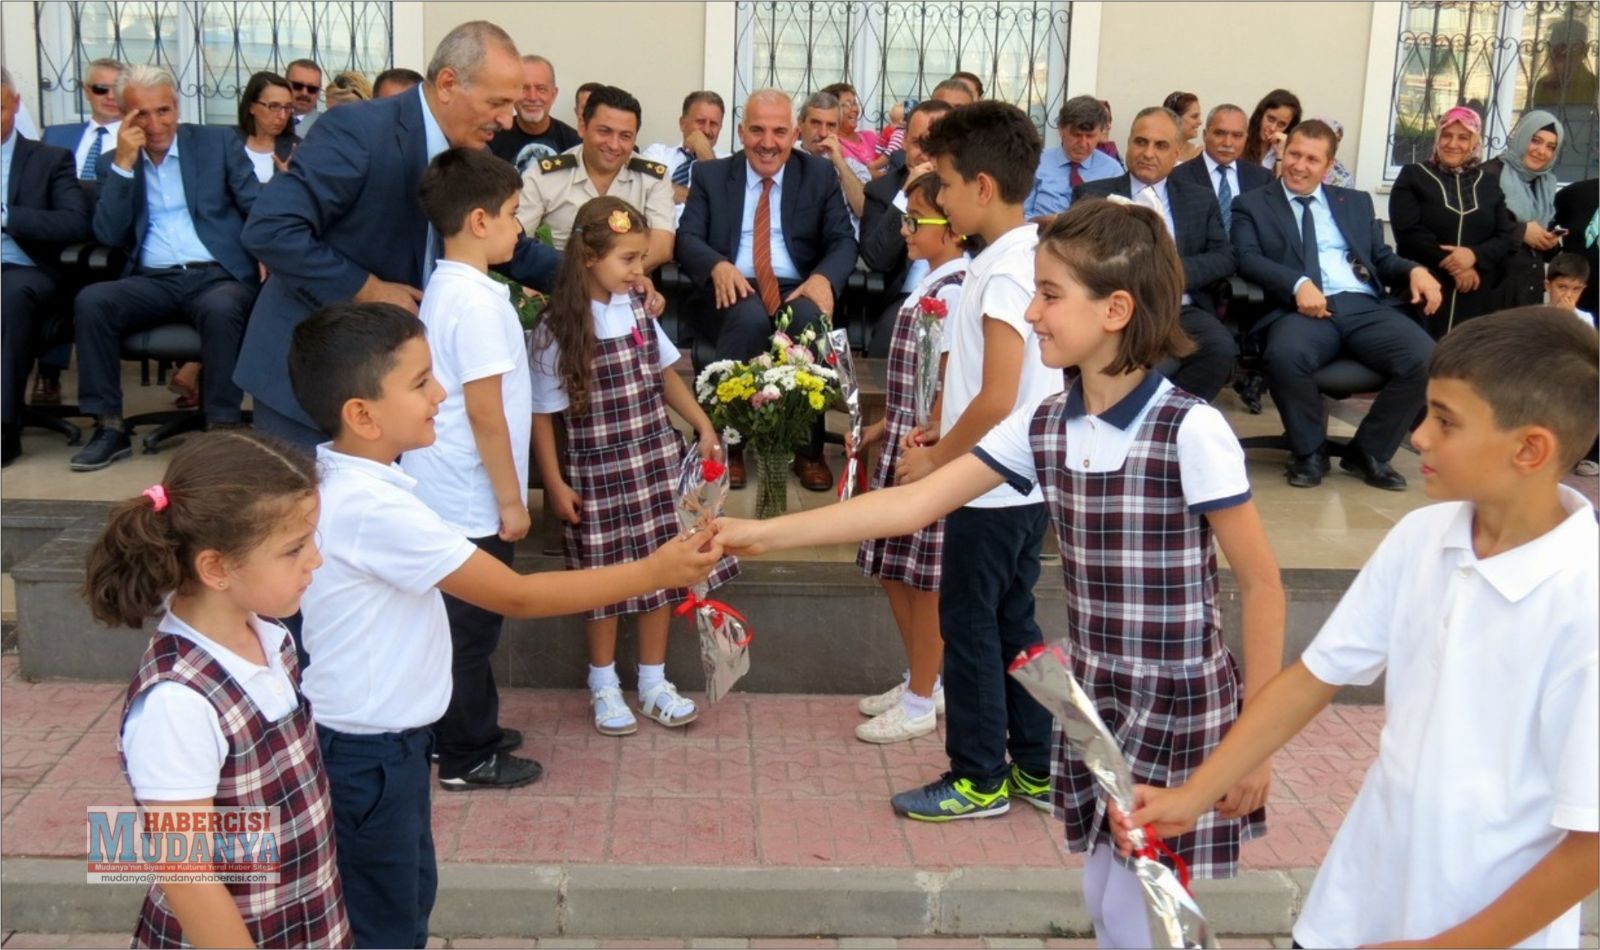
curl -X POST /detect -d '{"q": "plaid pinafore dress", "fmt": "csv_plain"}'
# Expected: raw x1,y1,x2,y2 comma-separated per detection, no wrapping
1033,384,1264,879
856,270,966,591
119,628,352,948
560,295,738,619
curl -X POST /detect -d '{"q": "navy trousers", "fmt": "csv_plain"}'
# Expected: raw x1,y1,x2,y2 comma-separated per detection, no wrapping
436,534,515,777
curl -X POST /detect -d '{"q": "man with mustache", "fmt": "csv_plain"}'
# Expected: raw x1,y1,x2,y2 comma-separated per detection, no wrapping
488,54,580,174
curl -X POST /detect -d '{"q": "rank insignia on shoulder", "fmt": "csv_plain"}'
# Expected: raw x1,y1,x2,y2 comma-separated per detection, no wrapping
540,153,579,173
629,156,668,179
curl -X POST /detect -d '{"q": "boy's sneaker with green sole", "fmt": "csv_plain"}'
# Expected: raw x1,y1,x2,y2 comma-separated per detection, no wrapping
890,773,1009,821
1007,763,1052,812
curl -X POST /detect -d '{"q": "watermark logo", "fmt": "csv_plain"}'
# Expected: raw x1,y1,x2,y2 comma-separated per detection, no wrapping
86,805,281,884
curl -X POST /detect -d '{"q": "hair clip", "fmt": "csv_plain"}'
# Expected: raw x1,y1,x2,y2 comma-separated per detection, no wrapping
607,209,633,234
142,484,169,512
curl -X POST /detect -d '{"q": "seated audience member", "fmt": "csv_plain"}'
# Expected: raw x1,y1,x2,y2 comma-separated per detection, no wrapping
1163,91,1204,163
71,64,262,472
1172,103,1274,236
642,90,727,223
42,57,123,180
798,91,869,226
285,58,323,138
949,71,983,100
1388,106,1516,338
859,99,956,356
1551,176,1598,316
374,67,423,98
929,78,976,108
516,84,674,267
819,82,878,169
325,70,372,108
489,54,581,174
1243,88,1301,172
236,71,296,183
1073,105,1238,401
1024,95,1122,218
1490,111,1566,309
676,89,858,492
1317,117,1354,187
574,81,604,131
1,68,93,467
1095,98,1121,162
1548,252,1594,325
1231,120,1442,491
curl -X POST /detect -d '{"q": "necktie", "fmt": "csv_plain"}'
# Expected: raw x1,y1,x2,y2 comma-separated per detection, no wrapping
1216,164,1234,235
82,126,106,181
1136,185,1168,234
1068,161,1083,189
752,177,782,315
672,147,694,188
1295,195,1321,291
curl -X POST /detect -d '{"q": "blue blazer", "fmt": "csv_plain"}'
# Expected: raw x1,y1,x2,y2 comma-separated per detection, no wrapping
4,135,92,276
675,150,858,298
1072,172,1234,312
92,123,261,283
40,122,86,153
1231,183,1419,334
235,90,560,427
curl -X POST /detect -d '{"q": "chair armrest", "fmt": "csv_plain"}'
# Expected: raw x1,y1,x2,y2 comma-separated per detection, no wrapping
1226,275,1265,305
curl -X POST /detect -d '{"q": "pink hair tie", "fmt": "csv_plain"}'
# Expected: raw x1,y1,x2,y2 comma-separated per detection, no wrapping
142,484,169,512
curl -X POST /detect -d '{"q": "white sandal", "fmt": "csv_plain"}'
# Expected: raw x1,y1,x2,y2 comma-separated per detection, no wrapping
638,680,698,728
591,685,638,736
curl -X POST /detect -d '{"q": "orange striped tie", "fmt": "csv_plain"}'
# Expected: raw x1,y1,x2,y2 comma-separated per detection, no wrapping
753,176,782,315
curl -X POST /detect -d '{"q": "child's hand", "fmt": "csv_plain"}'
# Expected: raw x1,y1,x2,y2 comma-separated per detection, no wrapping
548,482,582,525
697,427,721,461
1109,784,1204,857
498,501,532,543
895,443,938,484
649,528,724,587
1217,758,1271,819
713,516,768,556
845,421,885,456
901,425,938,452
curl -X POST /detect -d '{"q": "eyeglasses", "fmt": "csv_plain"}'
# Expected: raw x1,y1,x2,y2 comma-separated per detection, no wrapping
289,81,321,95
88,84,114,96
253,101,291,113
901,216,950,234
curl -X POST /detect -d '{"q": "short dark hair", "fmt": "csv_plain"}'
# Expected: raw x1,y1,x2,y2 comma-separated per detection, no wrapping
950,71,984,98
1162,91,1198,118
418,147,522,238
1288,118,1339,159
285,58,321,77
930,78,975,102
289,302,427,437
1057,95,1108,132
373,67,423,96
1036,199,1194,376
908,98,955,126
819,82,856,100
237,71,290,135
1429,307,1599,470
1549,252,1592,285
575,81,605,107
920,100,1041,204
1244,88,1302,162
582,84,640,127
681,89,725,117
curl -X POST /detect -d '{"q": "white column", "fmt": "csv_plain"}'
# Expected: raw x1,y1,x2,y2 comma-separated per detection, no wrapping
703,0,738,153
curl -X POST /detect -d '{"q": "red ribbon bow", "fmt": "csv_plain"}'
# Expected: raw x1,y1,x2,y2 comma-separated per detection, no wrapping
674,591,754,647
1137,831,1193,892
701,458,727,482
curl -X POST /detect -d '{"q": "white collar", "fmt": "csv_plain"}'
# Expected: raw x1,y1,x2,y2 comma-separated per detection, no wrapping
1282,181,1324,206
156,609,290,681
430,258,507,294
1439,486,1597,602
1203,151,1233,175
918,255,969,287
745,161,786,190
1132,176,1169,201
316,443,419,491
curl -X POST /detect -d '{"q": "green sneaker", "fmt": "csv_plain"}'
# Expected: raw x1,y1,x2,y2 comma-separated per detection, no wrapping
890,773,1009,821
1008,764,1052,812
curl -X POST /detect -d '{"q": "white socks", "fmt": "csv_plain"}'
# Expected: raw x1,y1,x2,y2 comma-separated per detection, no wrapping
587,663,620,692
637,662,666,695
1084,844,1154,948
900,688,936,719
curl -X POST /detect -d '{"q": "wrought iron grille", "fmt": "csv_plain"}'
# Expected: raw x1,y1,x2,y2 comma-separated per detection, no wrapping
34,1,393,129
1388,1,1598,183
732,1,1072,133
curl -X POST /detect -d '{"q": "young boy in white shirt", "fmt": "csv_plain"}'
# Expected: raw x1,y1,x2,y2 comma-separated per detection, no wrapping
287,303,721,949
1118,307,1599,948
401,147,539,791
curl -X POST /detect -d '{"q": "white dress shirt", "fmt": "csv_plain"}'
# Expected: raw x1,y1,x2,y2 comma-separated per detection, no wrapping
734,163,800,282
73,120,120,177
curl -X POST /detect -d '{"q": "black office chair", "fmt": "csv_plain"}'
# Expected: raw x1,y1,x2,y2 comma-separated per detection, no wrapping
119,322,211,454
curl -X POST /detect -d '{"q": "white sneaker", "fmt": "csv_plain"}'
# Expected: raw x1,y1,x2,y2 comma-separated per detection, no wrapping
591,686,638,736
858,681,945,717
638,680,698,728
855,703,937,744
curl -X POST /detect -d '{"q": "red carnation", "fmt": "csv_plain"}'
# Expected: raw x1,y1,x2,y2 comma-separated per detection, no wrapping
917,296,947,319
702,458,727,482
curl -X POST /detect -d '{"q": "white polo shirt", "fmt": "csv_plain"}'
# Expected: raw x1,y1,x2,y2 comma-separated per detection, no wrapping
529,294,681,413
400,260,533,539
1294,487,1599,949
121,611,299,801
301,446,477,735
939,223,1062,508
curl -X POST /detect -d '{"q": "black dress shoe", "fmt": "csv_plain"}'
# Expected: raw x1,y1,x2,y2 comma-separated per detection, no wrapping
1340,447,1407,491
69,426,132,472
1286,454,1324,488
437,752,544,791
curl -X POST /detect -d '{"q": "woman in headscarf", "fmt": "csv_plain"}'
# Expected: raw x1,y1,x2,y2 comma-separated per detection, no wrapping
1388,106,1517,336
1489,110,1566,307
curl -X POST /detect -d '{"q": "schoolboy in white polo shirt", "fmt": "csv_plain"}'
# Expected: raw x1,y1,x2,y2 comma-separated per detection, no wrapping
287,302,722,949
1119,308,1599,948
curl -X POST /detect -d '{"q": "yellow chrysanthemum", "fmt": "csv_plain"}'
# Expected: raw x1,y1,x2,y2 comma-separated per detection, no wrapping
808,391,826,411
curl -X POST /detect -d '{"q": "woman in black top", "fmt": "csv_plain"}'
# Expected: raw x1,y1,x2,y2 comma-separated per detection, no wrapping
1389,106,1516,337
1487,110,1566,308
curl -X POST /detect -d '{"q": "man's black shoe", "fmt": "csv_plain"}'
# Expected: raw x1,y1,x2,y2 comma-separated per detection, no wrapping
1286,454,1323,488
1340,447,1407,491
438,752,544,791
69,426,132,472
431,727,524,763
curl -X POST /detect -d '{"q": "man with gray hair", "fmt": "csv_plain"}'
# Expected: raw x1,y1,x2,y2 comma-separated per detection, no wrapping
41,57,123,180
798,89,869,221
1023,93,1122,218
67,63,261,471
1173,102,1273,231
488,53,580,173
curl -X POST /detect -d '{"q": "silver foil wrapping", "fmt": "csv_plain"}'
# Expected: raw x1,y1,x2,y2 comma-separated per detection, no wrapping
674,438,750,704
821,327,862,500
1008,644,1218,950
912,307,944,433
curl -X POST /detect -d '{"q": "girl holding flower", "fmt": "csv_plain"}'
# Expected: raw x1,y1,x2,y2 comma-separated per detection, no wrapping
531,196,739,736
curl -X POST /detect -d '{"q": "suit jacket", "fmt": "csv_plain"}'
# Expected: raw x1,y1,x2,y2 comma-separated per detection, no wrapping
1231,183,1418,333
41,122,86,154
4,135,93,275
675,150,858,298
236,90,560,426
1072,173,1234,312
858,165,910,290
93,123,260,283
234,126,299,165
1171,155,1273,198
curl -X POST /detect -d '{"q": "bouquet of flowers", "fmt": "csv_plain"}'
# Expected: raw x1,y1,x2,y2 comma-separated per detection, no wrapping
818,325,863,500
695,308,840,517
674,444,751,704
912,295,946,438
488,271,549,333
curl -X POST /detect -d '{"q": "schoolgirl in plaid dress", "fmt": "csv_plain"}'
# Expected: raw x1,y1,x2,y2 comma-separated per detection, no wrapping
532,196,738,737
85,431,350,949
854,171,971,744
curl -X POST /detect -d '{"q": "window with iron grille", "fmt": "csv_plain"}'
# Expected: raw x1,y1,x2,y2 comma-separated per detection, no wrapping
1389,1,1597,183
34,1,392,129
732,1,1072,133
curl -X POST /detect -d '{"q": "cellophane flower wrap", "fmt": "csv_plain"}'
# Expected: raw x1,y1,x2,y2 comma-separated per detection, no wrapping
1008,644,1218,950
674,441,751,704
819,325,862,500
912,295,946,433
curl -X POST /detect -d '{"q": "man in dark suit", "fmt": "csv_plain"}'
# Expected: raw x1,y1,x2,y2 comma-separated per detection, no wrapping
41,57,123,181
676,89,859,490
1,69,93,466
1232,120,1442,490
69,65,261,471
237,20,565,451
858,98,954,357
1172,103,1273,235
1074,105,1238,401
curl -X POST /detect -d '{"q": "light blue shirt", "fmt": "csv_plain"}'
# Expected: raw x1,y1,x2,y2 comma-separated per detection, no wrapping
734,163,800,282
1284,184,1373,298
1024,145,1123,218
419,85,450,281
1,132,38,267
110,137,215,269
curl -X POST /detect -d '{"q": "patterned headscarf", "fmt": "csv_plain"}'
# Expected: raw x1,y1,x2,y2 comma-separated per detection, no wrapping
1428,106,1484,174
1497,110,1565,224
